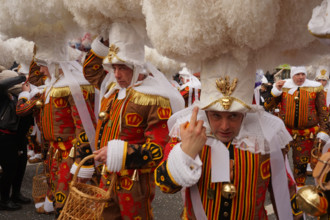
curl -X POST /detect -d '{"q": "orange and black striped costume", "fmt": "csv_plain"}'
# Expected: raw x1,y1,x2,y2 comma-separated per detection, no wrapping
265,86,329,186
83,49,172,220
156,140,302,219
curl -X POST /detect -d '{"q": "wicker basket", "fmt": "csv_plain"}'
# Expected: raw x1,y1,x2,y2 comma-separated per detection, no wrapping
32,163,48,204
58,155,116,220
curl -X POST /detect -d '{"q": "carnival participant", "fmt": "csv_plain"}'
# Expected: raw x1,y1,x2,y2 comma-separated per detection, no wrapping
254,69,270,107
179,67,201,107
17,47,96,217
155,58,302,219
16,63,43,164
315,65,330,107
264,66,329,186
83,21,184,219
16,60,54,213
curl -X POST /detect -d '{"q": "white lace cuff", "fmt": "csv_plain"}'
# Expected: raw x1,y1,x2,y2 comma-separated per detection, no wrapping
271,86,282,97
317,131,329,142
70,163,95,178
106,139,126,172
30,87,43,99
18,91,30,100
91,36,109,58
167,143,202,187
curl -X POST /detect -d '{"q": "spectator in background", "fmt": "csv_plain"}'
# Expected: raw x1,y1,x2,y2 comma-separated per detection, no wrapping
0,69,32,211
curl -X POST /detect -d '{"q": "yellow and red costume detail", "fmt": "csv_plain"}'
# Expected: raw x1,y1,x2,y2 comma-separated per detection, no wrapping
155,139,302,219
265,86,329,186
16,62,52,202
28,61,46,87
37,84,95,217
26,125,42,154
180,86,201,108
84,50,171,220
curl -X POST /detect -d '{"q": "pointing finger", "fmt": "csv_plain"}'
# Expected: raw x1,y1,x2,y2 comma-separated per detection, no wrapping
190,106,199,126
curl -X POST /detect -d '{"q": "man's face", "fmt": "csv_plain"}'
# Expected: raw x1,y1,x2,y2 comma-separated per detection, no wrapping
40,65,51,78
292,73,306,86
206,111,244,143
317,79,328,87
112,64,133,88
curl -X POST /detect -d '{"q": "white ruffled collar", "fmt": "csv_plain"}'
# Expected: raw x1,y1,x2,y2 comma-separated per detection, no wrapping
283,78,321,89
281,79,321,95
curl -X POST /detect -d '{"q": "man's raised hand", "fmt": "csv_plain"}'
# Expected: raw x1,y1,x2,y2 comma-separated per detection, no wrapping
180,107,207,159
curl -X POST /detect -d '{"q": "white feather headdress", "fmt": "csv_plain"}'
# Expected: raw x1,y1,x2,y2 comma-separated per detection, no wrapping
145,46,183,78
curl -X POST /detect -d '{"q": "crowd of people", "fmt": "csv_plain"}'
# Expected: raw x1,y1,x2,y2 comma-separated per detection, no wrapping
1,1,330,220
0,38,329,219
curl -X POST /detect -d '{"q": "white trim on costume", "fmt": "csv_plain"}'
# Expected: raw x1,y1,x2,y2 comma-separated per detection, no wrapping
167,143,202,187
106,139,125,172
70,163,95,179
18,91,30,100
317,131,330,142
91,36,109,58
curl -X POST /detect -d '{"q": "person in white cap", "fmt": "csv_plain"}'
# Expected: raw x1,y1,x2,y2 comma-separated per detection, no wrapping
265,66,329,187
155,58,301,219
253,69,268,106
83,21,184,219
315,65,330,106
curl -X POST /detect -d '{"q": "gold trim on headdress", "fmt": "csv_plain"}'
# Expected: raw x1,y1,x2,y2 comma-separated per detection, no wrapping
215,76,238,110
308,29,330,39
105,44,126,64
202,75,251,111
321,69,327,76
202,97,251,111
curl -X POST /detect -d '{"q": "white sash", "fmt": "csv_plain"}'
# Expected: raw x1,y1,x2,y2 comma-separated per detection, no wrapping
60,61,96,152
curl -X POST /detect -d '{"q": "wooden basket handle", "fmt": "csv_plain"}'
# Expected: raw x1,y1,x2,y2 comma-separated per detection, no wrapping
313,152,330,190
35,162,44,176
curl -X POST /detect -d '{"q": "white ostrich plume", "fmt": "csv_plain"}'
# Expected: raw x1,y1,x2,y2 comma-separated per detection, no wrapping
143,0,327,72
5,37,34,65
63,0,112,38
0,39,14,69
145,46,183,78
0,0,82,53
64,0,147,41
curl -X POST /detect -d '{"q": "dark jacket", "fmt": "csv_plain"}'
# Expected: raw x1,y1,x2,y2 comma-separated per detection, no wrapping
0,75,32,137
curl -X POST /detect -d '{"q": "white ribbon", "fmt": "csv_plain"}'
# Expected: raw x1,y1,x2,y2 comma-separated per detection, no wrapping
190,184,207,220
94,88,100,120
206,138,230,183
254,87,261,105
269,139,293,220
118,88,127,100
188,87,193,107
60,61,96,152
44,64,59,104
259,114,293,220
